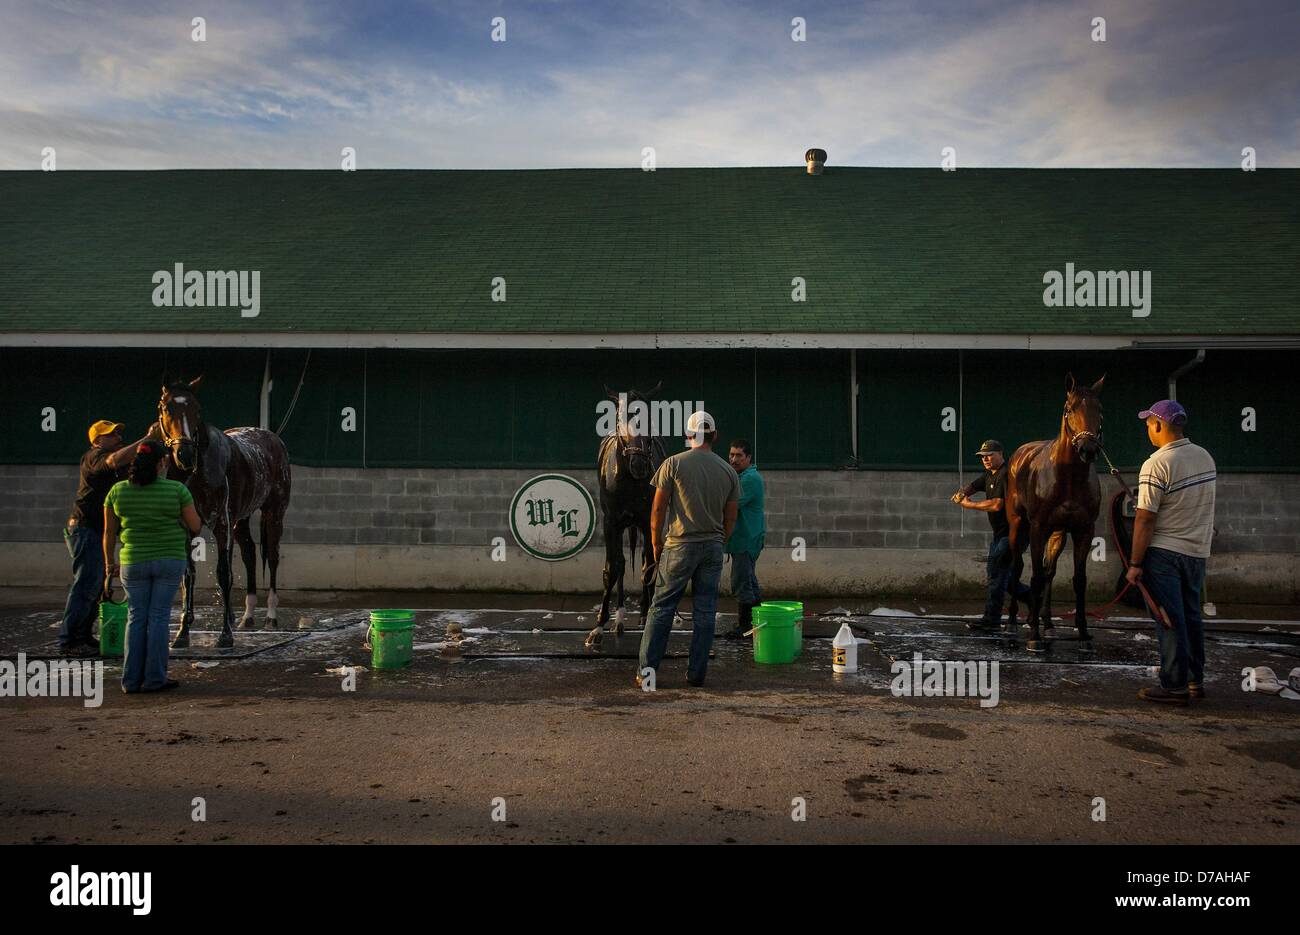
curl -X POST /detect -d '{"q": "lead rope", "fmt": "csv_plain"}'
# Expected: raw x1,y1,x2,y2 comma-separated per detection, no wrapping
1057,447,1171,629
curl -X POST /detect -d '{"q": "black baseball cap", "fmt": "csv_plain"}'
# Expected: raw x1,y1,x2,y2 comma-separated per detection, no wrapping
974,440,1004,456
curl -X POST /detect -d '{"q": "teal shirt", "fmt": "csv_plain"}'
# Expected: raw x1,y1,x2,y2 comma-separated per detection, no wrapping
725,464,765,558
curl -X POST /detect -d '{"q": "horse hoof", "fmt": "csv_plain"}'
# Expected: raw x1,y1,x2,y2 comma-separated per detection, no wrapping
217,633,235,649
584,628,602,649
1026,640,1047,654
171,634,189,650
237,617,257,631
265,618,279,631
1077,638,1095,654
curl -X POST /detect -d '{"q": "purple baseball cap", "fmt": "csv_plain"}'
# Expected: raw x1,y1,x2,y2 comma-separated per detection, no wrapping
1138,399,1187,425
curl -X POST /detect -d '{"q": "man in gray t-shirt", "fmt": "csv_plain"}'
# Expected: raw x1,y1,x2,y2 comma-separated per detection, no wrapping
639,410,739,688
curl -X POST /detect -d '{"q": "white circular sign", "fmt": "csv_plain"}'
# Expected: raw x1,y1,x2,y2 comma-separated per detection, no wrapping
509,473,597,561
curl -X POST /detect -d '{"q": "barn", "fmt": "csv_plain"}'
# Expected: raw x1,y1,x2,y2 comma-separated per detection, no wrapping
2,165,1297,601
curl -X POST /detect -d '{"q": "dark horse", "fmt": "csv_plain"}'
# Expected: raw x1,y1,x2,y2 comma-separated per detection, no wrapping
1005,373,1105,653
585,383,666,648
157,377,292,649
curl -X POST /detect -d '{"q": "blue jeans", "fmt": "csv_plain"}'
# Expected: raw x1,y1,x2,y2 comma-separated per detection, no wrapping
60,525,104,648
984,535,1031,624
121,558,186,692
1142,547,1206,691
729,551,761,605
640,540,724,683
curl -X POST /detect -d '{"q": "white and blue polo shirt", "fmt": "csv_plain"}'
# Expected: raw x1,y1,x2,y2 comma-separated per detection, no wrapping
1137,438,1217,558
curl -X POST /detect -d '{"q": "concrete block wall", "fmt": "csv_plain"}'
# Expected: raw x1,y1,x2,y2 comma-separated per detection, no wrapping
2,464,1297,600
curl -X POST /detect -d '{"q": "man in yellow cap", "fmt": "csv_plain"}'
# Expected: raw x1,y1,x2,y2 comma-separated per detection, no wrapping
59,419,156,656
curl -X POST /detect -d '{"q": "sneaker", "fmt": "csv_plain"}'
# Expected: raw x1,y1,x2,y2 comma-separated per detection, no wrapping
687,676,705,688
1188,682,1205,700
142,680,180,693
1138,686,1190,706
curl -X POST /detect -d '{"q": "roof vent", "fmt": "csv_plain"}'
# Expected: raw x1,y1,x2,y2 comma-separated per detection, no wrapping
805,148,827,175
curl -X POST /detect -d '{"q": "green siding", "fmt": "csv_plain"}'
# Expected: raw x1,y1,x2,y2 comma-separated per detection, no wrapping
856,349,1300,472
3,168,1297,337
6,347,1292,471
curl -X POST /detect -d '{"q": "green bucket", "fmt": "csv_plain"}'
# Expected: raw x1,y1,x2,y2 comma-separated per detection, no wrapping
760,601,803,658
752,604,796,665
369,610,415,670
97,599,126,657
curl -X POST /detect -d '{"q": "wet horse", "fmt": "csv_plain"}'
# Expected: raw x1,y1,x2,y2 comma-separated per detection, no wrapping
585,383,666,648
1005,373,1105,652
157,378,292,648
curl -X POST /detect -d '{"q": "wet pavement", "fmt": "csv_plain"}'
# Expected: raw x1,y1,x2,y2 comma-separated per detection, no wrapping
4,597,1297,703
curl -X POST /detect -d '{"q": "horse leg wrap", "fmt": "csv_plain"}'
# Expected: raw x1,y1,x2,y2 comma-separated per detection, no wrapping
266,591,279,629
238,593,258,630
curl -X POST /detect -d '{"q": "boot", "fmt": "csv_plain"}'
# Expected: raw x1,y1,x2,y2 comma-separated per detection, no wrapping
726,602,753,639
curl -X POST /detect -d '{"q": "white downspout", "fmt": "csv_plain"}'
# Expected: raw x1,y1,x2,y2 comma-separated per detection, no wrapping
1168,349,1205,400
958,350,964,539
258,350,272,429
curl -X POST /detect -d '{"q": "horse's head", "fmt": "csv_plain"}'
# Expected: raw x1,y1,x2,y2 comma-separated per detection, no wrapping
605,381,663,481
1063,372,1105,464
158,376,205,473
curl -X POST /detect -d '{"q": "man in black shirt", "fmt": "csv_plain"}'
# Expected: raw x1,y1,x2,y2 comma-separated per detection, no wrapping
952,440,1031,631
59,419,154,655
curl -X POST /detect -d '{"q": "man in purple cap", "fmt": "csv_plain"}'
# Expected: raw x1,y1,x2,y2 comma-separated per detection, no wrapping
1127,400,1217,705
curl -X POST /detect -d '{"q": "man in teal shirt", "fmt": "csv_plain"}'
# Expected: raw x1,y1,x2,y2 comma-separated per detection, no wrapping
724,438,765,638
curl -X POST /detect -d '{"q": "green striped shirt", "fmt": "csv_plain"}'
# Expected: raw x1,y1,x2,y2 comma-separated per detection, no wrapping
104,479,194,564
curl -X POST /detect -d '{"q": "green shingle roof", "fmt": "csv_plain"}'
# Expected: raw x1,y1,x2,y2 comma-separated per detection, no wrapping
2,167,1296,337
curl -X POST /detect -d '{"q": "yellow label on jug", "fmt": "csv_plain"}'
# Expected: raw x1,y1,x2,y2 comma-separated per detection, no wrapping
833,647,846,667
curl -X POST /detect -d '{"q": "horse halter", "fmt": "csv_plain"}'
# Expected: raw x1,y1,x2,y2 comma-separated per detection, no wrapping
615,429,654,478
158,396,200,471
1062,399,1102,450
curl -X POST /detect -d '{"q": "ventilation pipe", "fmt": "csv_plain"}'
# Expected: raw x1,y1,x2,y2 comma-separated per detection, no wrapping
805,148,827,175
1167,349,1205,401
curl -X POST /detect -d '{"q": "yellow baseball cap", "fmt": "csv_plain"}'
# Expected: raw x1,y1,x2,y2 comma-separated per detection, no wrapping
88,420,125,444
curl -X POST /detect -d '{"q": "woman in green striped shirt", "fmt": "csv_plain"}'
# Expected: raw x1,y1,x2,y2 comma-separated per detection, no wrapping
103,440,202,693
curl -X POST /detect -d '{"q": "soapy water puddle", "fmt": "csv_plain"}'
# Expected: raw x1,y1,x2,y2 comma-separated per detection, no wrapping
4,605,1295,696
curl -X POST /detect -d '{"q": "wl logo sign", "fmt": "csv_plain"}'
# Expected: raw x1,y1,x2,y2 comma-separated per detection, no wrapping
509,474,596,561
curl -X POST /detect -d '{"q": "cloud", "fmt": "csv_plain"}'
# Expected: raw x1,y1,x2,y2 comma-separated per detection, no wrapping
0,0,1295,169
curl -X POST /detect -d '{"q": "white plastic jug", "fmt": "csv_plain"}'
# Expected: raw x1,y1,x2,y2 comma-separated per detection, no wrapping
832,623,858,673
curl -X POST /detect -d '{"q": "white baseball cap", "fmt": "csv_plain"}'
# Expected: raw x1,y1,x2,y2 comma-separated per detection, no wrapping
684,410,715,448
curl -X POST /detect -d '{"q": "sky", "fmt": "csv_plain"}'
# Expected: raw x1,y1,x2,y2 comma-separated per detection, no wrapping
0,0,1296,170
